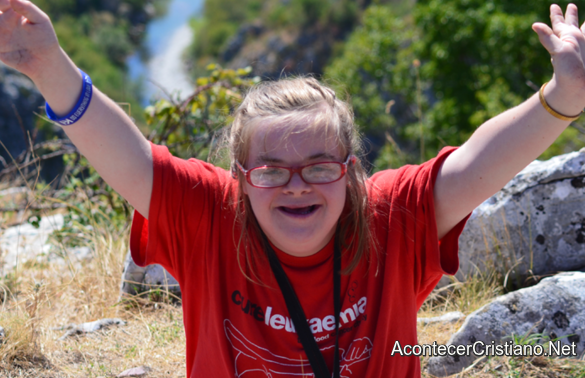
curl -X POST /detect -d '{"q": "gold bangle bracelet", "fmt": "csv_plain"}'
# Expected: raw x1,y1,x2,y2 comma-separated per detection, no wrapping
539,82,583,122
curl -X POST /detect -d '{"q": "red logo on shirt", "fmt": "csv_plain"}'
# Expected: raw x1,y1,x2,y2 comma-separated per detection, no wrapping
348,281,359,303
231,290,265,322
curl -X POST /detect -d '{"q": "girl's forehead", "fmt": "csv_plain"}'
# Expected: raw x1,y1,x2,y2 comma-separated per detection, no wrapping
247,122,343,163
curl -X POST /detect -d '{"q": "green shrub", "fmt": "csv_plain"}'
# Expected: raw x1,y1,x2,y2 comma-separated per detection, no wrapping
325,4,420,168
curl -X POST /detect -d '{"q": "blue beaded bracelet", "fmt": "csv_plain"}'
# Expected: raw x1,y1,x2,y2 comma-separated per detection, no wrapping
45,69,93,126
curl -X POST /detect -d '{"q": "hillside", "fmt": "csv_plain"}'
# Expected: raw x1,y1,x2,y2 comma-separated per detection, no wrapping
185,0,385,79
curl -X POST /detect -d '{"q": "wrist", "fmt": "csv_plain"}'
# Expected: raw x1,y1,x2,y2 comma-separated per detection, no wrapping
45,69,93,126
542,76,585,118
32,48,85,117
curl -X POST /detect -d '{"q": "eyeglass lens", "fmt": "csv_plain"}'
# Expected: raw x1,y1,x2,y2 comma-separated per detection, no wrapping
249,163,343,187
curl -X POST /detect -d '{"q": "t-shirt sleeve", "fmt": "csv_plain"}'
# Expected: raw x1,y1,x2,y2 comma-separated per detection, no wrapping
129,143,233,283
369,147,470,309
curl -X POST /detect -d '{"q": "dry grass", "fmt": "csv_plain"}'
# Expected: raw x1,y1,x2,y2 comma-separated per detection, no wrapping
420,270,504,317
0,222,186,378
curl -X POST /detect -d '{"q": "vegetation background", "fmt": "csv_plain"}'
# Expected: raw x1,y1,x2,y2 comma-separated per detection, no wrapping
187,0,585,169
1,0,585,376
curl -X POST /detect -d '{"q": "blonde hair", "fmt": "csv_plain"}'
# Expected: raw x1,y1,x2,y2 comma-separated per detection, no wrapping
228,77,375,283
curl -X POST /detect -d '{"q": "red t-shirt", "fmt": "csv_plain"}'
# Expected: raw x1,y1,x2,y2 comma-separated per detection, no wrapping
130,144,468,377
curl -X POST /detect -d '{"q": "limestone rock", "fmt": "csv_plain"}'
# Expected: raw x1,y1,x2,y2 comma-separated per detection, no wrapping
0,214,64,273
457,150,585,282
117,366,151,377
427,272,585,377
417,311,465,325
54,318,126,340
120,251,180,298
0,213,93,273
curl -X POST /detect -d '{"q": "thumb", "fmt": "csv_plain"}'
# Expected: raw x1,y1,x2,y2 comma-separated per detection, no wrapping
9,0,47,24
532,22,563,55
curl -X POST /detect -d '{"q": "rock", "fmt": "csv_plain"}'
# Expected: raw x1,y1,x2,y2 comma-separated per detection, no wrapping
54,318,126,340
225,17,356,80
0,64,44,163
0,213,93,273
117,366,151,377
0,63,65,183
427,272,585,377
0,186,28,197
120,251,180,299
0,214,64,272
120,251,147,296
417,311,465,325
456,150,585,284
222,23,264,62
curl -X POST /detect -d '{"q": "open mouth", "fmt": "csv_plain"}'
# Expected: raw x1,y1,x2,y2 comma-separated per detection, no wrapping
279,205,319,216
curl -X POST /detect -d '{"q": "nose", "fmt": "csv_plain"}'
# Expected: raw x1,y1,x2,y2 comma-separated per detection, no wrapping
283,172,311,194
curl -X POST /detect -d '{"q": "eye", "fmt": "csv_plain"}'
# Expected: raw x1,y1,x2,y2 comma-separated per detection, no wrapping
263,168,285,175
306,164,335,174
303,164,342,183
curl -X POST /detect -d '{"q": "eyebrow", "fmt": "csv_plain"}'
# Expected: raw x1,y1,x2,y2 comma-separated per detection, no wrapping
255,152,338,165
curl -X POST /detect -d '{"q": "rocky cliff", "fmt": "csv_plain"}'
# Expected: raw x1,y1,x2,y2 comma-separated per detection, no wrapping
191,0,374,79
0,65,51,179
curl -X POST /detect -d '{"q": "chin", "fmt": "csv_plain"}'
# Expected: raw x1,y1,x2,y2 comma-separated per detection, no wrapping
269,228,333,257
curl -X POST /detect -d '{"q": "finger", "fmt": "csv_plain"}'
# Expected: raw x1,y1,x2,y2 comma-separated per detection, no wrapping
550,4,566,35
8,0,46,24
533,22,564,54
0,7,20,31
0,0,11,12
565,3,579,28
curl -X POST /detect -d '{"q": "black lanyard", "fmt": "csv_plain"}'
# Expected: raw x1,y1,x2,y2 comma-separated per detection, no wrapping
264,235,341,378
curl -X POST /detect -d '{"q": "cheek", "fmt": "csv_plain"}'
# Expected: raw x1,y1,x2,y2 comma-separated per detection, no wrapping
246,187,274,215
325,181,348,209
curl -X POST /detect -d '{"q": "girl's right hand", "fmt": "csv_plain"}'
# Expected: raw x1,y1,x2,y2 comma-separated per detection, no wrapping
0,0,154,219
0,0,60,80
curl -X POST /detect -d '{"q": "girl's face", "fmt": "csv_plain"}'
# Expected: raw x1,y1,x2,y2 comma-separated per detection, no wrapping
243,123,348,257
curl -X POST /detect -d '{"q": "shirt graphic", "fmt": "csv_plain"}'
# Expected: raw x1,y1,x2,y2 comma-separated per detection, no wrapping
224,319,373,377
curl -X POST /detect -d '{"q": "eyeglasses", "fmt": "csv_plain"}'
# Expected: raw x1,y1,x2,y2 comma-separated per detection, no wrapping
234,155,356,188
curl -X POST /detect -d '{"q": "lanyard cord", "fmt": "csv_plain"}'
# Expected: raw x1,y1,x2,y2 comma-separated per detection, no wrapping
264,235,341,378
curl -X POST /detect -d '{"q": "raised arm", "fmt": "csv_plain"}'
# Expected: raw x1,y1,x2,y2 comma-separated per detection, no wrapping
0,0,152,217
434,3,585,238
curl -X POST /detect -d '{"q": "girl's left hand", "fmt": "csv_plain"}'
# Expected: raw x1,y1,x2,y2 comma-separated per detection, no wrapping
533,3,585,94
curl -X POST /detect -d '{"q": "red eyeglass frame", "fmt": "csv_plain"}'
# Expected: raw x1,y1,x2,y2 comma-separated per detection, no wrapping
232,154,357,188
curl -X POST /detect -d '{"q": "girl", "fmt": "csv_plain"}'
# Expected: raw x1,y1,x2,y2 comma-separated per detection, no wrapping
1,0,584,376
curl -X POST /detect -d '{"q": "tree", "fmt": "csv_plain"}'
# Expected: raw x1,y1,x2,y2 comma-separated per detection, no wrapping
326,0,585,171
415,0,585,157
325,4,420,169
